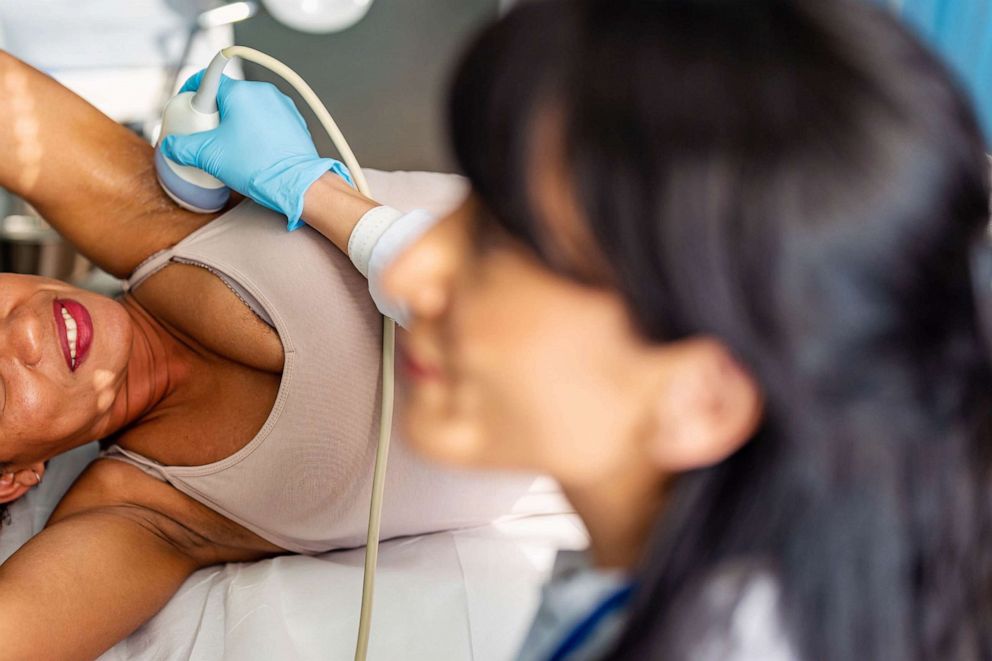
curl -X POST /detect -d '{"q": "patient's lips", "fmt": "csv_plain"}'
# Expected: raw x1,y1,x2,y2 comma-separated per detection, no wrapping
53,299,93,372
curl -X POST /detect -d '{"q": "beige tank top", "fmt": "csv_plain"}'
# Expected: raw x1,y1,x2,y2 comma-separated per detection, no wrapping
103,195,548,554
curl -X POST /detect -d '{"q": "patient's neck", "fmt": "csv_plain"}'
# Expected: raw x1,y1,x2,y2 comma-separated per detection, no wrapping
96,296,194,439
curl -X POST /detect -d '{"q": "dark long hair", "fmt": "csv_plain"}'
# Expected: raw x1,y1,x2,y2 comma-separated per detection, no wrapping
448,1,992,659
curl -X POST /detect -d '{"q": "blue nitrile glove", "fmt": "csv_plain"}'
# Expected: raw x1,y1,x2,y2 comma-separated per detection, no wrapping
159,70,353,230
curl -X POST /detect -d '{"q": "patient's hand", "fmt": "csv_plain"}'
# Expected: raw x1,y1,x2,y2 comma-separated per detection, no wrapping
0,463,46,504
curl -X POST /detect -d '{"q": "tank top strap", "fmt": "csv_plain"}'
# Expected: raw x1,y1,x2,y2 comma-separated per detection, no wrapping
123,246,174,292
122,206,249,293
99,443,172,482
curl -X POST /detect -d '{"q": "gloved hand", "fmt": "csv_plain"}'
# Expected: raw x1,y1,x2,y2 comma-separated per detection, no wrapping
159,70,353,230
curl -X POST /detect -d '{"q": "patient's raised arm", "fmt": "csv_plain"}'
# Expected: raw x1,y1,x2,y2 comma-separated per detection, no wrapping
0,51,223,278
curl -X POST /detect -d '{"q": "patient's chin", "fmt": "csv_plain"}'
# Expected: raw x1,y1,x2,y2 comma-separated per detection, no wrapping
71,292,133,379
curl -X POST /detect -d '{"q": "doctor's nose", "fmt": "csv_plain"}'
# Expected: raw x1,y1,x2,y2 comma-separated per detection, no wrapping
0,304,45,367
383,210,468,323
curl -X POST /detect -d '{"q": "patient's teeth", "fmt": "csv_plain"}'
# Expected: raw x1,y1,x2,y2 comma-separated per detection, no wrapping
60,305,80,364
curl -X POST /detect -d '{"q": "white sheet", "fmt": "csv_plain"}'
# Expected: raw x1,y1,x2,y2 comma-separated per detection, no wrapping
0,170,587,660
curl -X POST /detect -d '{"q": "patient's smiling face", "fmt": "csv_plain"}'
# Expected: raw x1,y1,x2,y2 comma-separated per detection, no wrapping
0,274,132,468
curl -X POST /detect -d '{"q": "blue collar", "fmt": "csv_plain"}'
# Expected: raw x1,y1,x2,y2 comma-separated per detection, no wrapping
547,583,635,661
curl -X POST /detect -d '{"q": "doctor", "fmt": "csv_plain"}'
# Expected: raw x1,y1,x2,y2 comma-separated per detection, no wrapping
162,0,992,659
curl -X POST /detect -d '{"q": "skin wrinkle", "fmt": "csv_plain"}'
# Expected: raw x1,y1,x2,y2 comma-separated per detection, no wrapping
58,505,191,552
94,504,218,561
96,298,187,442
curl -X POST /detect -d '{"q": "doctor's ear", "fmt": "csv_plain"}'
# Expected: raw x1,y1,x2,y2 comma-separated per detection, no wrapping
644,337,763,472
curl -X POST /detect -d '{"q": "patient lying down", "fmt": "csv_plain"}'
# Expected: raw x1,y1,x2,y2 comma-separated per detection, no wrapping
0,52,535,659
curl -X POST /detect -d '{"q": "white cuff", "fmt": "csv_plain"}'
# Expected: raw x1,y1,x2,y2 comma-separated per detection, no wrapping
348,205,406,278
348,206,439,327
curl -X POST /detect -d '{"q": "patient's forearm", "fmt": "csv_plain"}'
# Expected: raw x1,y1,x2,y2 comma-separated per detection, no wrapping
0,52,219,277
0,509,199,660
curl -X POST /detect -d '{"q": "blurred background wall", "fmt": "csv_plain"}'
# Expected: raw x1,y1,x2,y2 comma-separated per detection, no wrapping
235,0,498,171
884,0,992,142
1,0,499,172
